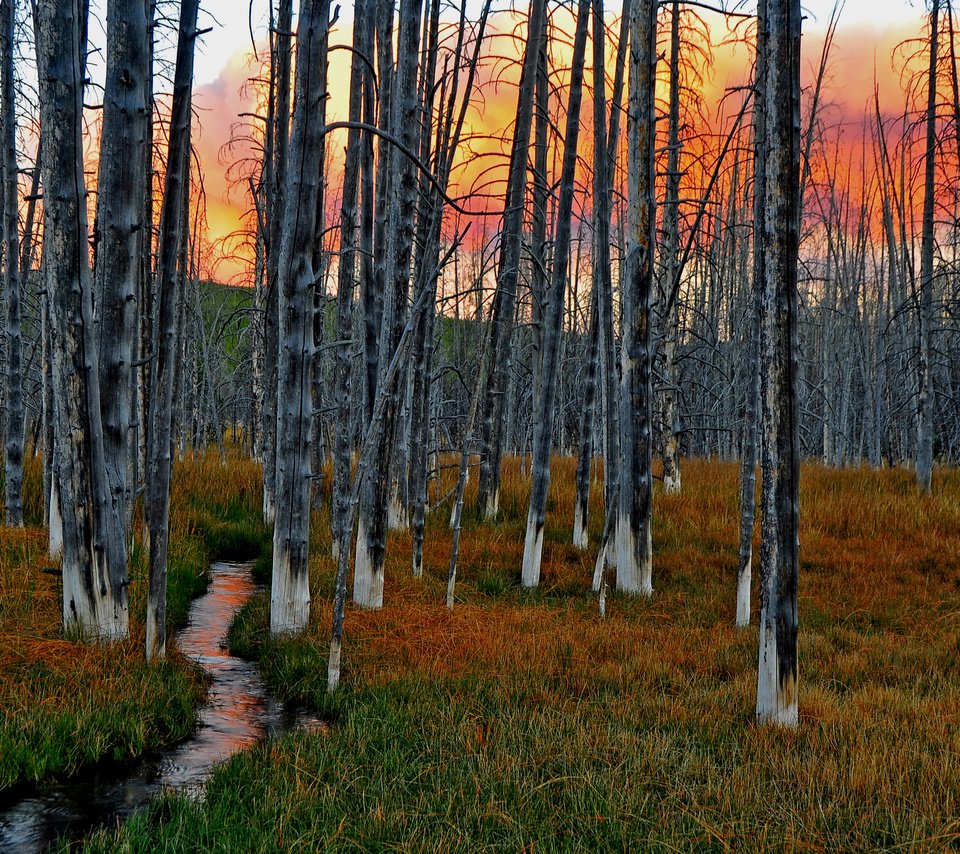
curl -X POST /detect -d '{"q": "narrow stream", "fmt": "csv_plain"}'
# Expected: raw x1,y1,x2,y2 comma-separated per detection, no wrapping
0,562,320,853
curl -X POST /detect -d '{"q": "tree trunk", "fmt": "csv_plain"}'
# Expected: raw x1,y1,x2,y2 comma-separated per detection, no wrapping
660,0,682,495
616,0,657,596
353,0,420,609
37,0,128,639
756,0,801,728
917,0,939,495
270,0,331,635
262,0,294,525
737,3,767,628
146,0,199,660
331,0,370,562
94,0,150,558
520,0,590,588
475,0,547,519
1,0,23,527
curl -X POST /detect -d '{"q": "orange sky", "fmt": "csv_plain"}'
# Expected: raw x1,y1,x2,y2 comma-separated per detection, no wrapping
192,9,932,284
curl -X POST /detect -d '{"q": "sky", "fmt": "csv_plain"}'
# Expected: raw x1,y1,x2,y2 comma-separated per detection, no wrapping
180,0,933,282
192,0,928,85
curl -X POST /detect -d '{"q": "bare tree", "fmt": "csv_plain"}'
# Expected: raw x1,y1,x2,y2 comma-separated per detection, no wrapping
756,0,801,727
917,0,939,495
271,0,331,634
1,0,22,527
520,0,591,588
475,0,547,520
146,0,200,660
617,0,657,596
36,0,128,639
94,0,150,558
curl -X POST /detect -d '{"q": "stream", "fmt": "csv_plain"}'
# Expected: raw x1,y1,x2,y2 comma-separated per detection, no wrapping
0,561,320,853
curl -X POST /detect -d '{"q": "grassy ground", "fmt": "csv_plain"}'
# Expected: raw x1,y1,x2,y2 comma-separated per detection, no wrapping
0,452,269,790
77,457,960,852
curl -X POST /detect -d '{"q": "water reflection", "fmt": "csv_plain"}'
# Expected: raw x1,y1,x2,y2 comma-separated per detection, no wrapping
0,562,320,853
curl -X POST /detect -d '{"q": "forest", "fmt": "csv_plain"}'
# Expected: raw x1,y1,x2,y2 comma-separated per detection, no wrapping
0,0,959,849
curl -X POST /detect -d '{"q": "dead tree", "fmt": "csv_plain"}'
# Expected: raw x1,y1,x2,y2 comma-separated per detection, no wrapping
270,0,331,634
737,7,766,628
36,0,128,639
353,0,421,609
520,0,591,588
617,0,657,596
659,0,682,495
331,0,370,562
146,0,199,660
262,0,294,524
94,0,150,555
475,0,547,520
1,0,22,527
756,0,801,728
917,0,939,495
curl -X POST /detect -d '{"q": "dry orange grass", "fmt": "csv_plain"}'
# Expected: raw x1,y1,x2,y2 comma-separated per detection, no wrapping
0,452,267,788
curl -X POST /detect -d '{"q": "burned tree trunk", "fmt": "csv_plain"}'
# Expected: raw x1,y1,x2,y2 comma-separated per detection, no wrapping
270,0,330,634
520,0,591,588
616,0,657,596
475,0,547,519
262,0,294,525
331,0,370,562
36,0,128,639
737,2,766,628
659,0,682,495
145,0,199,660
917,0,939,495
94,0,150,553
756,0,801,727
1,0,22,528
353,0,420,609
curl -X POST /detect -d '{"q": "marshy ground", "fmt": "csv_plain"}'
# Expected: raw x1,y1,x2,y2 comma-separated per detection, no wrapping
3,455,959,851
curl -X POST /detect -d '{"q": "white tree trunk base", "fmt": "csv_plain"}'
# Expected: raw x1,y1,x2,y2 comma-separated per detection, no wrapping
48,481,63,560
572,504,588,550
520,514,544,588
756,615,798,727
270,547,310,634
615,512,653,596
327,636,342,693
663,470,681,495
388,490,408,531
483,487,500,522
736,552,752,627
353,514,384,609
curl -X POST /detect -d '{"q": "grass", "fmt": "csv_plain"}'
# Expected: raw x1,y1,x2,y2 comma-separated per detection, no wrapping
78,456,960,852
0,451,270,790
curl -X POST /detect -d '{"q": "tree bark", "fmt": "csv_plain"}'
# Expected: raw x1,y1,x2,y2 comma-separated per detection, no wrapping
475,0,547,520
756,0,801,728
94,0,150,558
1,0,23,527
917,0,939,495
262,0,294,525
270,0,331,635
37,0,128,639
616,0,657,596
146,0,199,660
520,0,591,588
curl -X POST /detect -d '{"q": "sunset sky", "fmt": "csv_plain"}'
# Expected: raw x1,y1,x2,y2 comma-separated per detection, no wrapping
180,0,934,282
